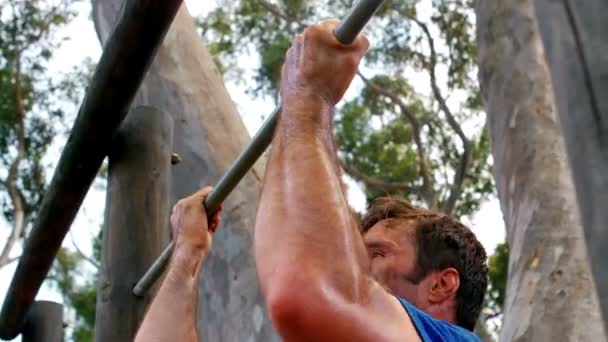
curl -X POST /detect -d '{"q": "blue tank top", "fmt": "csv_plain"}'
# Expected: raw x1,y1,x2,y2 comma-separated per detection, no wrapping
397,297,482,342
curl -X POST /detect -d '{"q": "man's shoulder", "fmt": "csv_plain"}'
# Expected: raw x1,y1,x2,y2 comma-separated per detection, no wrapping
396,297,482,342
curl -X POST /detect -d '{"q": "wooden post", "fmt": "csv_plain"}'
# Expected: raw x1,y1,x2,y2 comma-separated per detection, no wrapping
94,106,173,342
534,0,608,334
21,301,63,342
0,0,184,338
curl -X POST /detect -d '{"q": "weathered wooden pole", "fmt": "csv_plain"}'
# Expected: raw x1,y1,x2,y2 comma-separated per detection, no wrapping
21,301,63,342
534,1,608,335
94,106,173,342
0,0,183,339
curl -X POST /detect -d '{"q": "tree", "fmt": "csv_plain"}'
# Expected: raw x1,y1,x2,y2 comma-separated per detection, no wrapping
0,2,105,341
534,0,608,333
200,0,494,217
0,0,79,269
48,233,102,342
91,1,277,341
475,0,605,340
487,242,507,315
200,0,510,335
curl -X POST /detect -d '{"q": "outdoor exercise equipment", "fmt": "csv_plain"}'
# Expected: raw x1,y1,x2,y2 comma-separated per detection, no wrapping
133,0,386,297
0,0,385,339
0,0,184,339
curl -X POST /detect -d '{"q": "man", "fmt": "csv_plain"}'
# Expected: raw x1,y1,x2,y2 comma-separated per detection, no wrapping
135,20,486,342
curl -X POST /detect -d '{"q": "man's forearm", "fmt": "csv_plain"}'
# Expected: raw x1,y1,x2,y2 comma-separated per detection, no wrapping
135,248,203,342
255,101,369,298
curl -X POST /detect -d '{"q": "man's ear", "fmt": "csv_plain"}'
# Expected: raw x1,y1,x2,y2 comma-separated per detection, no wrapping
428,268,460,304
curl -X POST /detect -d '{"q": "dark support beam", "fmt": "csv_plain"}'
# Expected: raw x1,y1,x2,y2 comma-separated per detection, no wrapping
535,0,608,335
21,301,63,342
133,0,387,297
95,106,173,342
0,0,184,339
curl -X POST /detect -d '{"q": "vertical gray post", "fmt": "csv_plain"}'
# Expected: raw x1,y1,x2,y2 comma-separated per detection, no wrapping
534,1,608,335
94,106,173,342
21,301,63,342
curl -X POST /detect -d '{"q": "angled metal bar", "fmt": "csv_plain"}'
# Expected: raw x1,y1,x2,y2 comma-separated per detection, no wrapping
133,0,386,297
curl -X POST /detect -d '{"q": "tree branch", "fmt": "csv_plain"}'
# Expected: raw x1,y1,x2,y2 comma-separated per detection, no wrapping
257,0,307,30
0,51,27,268
0,256,21,269
357,72,436,208
250,3,468,213
340,159,420,195
409,17,472,214
69,232,100,270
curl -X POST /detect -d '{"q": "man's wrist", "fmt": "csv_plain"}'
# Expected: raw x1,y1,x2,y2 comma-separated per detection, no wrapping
282,93,332,120
280,95,333,139
169,242,209,279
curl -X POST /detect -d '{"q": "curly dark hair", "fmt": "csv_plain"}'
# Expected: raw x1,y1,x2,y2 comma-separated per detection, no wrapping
361,197,488,331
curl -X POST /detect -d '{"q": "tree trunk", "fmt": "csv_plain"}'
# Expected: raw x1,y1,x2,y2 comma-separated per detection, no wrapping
92,2,277,341
475,0,605,341
534,1,608,334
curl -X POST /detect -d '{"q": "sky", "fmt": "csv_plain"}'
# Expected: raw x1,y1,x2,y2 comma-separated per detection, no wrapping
0,1,505,340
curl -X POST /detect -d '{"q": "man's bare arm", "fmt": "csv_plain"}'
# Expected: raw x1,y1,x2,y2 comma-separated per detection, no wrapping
254,20,419,341
135,188,221,342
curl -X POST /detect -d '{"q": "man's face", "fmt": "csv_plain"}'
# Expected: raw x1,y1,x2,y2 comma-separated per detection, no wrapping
363,219,426,307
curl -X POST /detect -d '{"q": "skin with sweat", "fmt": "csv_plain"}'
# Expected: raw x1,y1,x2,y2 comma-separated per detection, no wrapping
255,19,420,341
134,187,222,342
135,20,461,342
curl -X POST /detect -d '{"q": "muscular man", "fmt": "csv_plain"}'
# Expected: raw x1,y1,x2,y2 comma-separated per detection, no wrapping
254,20,486,341
135,20,487,342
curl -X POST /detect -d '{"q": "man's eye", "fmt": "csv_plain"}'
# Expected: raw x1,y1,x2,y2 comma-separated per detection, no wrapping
371,250,385,258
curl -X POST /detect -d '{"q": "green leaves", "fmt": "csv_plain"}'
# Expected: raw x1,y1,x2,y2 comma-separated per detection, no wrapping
487,242,508,312
0,0,82,223
1,1,97,340
431,0,476,90
49,242,99,342
199,0,493,217
337,81,420,191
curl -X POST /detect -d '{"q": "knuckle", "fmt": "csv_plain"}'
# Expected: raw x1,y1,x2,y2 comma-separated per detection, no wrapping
304,24,322,39
320,18,339,29
360,35,370,50
344,54,360,71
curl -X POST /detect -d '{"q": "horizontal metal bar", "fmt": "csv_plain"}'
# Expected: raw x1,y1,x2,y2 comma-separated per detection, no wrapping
335,0,385,44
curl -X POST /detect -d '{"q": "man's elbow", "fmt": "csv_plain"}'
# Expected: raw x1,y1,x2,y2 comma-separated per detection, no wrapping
264,274,324,336
266,289,301,331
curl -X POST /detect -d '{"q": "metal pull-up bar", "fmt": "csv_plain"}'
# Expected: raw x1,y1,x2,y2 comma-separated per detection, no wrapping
133,0,386,297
